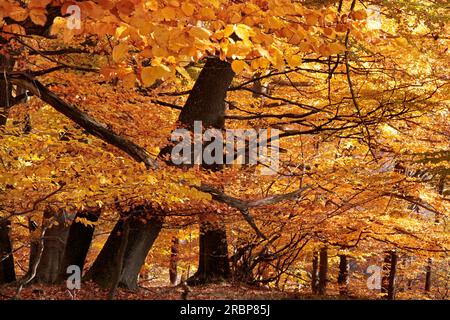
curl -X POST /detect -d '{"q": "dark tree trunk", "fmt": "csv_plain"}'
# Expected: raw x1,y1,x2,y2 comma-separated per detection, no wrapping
33,211,70,284
108,218,130,300
85,207,163,290
169,237,179,285
318,247,328,296
0,54,15,126
0,54,16,284
337,254,349,295
187,220,230,285
0,220,16,283
311,250,319,294
176,57,234,285
58,211,100,282
381,250,397,300
424,258,432,292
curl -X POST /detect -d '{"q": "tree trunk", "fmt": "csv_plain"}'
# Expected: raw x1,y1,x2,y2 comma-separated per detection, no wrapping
318,247,328,296
0,54,16,284
337,254,349,296
176,57,235,285
311,250,319,294
169,237,179,285
33,210,70,284
85,207,163,290
108,218,130,300
0,220,16,283
424,258,432,292
381,250,397,300
58,210,100,282
188,220,230,285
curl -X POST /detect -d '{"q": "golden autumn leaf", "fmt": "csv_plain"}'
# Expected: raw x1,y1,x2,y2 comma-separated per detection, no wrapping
29,8,47,26
112,43,129,63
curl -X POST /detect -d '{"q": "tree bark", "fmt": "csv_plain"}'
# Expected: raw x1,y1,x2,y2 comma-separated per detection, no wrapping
0,54,16,284
424,258,432,292
85,206,163,290
58,210,100,282
337,254,349,295
169,237,179,285
0,220,16,284
318,247,328,296
381,250,397,300
188,220,230,285
108,218,130,300
311,250,319,294
177,57,235,285
33,210,70,284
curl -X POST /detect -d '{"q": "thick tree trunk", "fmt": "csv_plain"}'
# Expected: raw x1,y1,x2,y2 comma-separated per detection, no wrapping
169,237,179,285
58,210,100,282
337,254,349,295
177,57,235,285
0,54,16,284
424,258,432,292
188,220,230,285
33,211,70,284
318,247,328,296
311,250,319,294
85,207,163,290
381,250,397,300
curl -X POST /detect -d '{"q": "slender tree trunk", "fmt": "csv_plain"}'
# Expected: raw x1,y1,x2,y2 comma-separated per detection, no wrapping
424,258,432,292
381,250,397,300
85,206,163,290
337,254,349,296
311,250,319,294
318,247,328,296
0,54,16,284
58,210,100,282
169,237,179,285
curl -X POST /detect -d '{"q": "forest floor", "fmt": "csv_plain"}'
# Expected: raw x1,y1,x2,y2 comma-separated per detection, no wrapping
0,282,361,300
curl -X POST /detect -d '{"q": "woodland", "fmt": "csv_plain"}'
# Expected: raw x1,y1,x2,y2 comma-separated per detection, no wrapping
0,0,449,300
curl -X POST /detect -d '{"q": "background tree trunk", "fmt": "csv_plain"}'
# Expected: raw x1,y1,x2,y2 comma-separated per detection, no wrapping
169,237,179,285
337,254,349,295
424,258,432,292
311,250,319,294
318,247,328,296
382,250,398,300
58,210,100,282
85,207,163,290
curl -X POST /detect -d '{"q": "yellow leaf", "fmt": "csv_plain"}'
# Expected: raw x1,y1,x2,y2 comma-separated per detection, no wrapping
189,26,211,41
141,65,172,86
231,60,247,74
181,2,195,16
199,7,216,19
287,54,302,67
112,43,128,63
